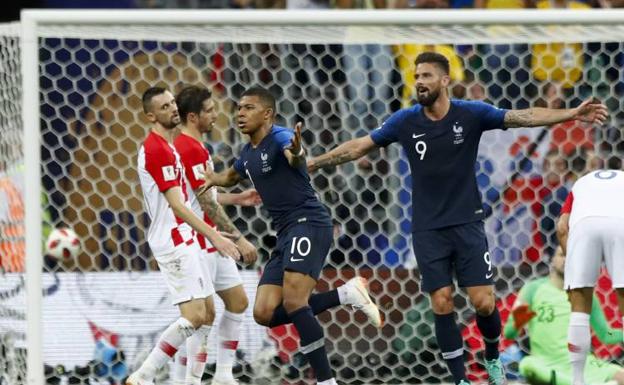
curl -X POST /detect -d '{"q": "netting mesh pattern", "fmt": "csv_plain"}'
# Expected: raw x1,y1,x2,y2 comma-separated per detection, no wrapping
5,21,624,384
0,28,27,385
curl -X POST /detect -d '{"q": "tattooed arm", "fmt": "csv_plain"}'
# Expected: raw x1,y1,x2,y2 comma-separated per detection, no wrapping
195,186,258,265
504,98,608,128
307,135,378,173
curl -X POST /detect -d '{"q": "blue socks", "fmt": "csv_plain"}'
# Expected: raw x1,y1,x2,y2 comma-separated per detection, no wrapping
268,290,340,327
434,312,467,384
476,307,501,361
288,306,332,382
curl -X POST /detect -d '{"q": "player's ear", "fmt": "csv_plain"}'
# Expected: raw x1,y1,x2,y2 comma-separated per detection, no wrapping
145,111,156,123
441,74,451,87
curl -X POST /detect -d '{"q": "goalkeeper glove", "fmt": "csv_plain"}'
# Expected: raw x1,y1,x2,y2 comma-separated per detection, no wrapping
512,304,536,330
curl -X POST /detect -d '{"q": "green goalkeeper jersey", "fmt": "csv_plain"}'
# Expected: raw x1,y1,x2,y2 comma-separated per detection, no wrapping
504,277,622,362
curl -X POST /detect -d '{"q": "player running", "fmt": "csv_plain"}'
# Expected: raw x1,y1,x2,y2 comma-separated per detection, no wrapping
201,86,383,385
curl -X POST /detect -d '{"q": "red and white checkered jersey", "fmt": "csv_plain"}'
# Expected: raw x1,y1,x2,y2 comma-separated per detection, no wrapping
138,131,194,255
174,133,218,252
561,169,624,229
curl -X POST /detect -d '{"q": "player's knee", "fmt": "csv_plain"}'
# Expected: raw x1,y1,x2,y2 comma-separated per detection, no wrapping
253,305,273,327
282,294,308,314
203,305,216,325
471,293,495,315
225,295,249,314
430,291,453,313
185,311,206,329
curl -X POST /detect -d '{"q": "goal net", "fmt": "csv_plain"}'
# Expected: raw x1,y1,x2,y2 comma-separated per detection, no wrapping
7,9,624,384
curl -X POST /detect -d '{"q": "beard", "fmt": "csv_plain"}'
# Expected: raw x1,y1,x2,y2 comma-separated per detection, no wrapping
417,88,440,107
160,116,180,129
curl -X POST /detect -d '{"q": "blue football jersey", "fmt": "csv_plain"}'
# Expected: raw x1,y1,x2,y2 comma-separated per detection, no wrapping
234,125,331,232
371,100,508,231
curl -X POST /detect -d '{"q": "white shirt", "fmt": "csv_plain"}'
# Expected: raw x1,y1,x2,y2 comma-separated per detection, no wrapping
566,169,624,229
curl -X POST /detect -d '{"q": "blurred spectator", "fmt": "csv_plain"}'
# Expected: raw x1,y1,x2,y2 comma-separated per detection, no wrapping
474,0,531,9
531,0,589,88
338,0,398,130
46,0,136,6
534,81,564,109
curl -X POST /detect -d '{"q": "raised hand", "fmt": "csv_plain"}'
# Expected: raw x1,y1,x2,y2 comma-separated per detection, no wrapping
287,122,304,157
574,98,608,125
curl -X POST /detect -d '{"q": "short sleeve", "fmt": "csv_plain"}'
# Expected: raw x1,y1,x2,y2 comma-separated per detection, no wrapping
177,140,209,191
560,191,574,214
467,101,507,132
144,149,179,192
274,129,294,151
370,110,404,147
233,157,247,179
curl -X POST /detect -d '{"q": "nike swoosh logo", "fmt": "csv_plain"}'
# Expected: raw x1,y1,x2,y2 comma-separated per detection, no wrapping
290,256,304,262
412,133,426,139
485,272,494,279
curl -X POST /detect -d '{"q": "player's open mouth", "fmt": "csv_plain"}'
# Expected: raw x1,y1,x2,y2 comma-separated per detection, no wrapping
237,122,246,129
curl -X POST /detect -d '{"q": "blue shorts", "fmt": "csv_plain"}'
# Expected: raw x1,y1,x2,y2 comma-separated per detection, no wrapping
412,221,494,293
259,224,333,287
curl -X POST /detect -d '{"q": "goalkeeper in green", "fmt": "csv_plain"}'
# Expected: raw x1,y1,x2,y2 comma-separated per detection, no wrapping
503,246,624,385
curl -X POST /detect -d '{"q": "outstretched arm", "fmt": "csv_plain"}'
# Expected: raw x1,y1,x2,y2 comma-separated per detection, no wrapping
200,166,241,192
504,99,608,128
307,135,378,173
217,190,261,206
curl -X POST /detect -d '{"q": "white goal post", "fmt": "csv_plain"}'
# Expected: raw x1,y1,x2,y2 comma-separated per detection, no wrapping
19,9,624,385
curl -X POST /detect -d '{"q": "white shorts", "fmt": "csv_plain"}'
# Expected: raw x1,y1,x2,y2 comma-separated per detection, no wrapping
154,242,215,305
564,216,624,290
201,249,243,292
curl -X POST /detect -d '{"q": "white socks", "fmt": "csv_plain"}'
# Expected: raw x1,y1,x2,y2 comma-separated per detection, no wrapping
318,378,338,385
136,317,194,381
568,312,590,385
185,325,212,385
215,310,244,381
171,344,187,385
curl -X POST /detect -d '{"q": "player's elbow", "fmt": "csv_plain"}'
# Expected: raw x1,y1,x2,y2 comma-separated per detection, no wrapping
352,137,374,159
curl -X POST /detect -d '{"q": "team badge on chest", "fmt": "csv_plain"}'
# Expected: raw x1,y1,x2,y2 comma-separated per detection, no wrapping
453,122,464,145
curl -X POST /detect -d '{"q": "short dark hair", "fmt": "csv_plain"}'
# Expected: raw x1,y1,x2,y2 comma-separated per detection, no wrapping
415,52,450,75
142,86,168,113
176,85,212,124
241,86,276,115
